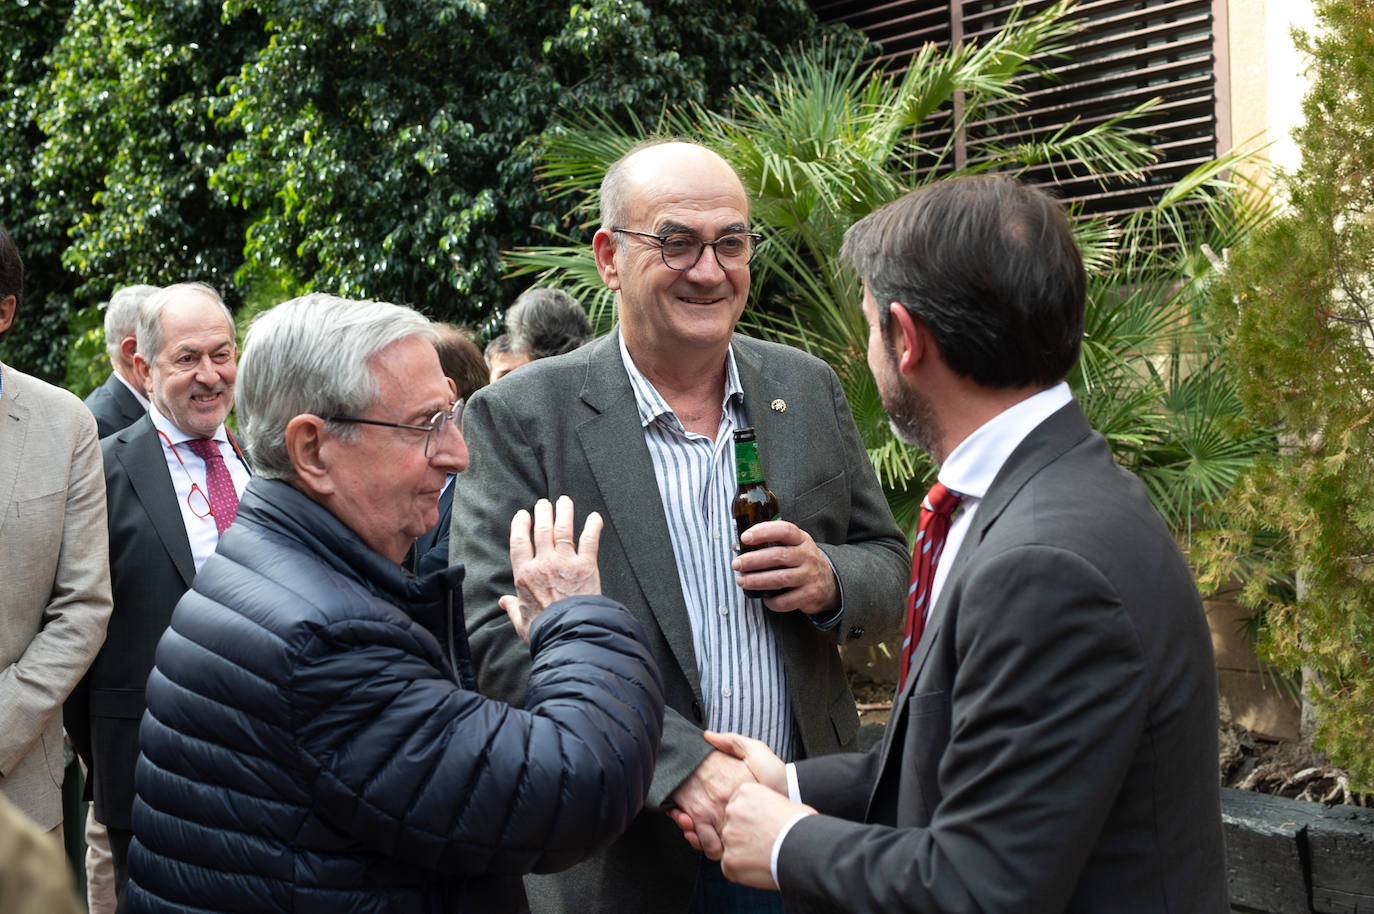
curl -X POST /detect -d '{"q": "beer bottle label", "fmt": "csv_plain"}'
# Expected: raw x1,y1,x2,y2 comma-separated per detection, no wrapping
735,439,765,485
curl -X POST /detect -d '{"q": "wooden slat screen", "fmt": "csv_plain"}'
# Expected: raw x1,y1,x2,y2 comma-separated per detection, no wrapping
811,0,1222,216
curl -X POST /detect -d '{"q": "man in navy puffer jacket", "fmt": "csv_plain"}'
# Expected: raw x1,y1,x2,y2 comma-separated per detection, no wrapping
125,294,665,914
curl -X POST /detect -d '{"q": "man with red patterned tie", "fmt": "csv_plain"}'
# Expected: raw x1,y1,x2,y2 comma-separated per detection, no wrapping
701,176,1228,913
66,282,247,911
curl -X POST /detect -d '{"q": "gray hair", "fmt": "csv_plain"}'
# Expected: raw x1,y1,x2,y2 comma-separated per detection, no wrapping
135,282,234,360
484,332,521,361
506,287,592,359
236,293,438,480
105,284,160,359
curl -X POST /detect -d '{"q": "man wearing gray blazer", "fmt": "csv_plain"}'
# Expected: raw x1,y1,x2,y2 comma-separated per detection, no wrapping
0,225,113,832
708,176,1228,913
450,141,909,913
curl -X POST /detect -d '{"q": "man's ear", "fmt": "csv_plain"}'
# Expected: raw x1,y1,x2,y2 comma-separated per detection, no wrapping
118,334,138,372
887,302,925,376
285,415,336,497
0,294,16,335
592,228,622,291
131,351,153,395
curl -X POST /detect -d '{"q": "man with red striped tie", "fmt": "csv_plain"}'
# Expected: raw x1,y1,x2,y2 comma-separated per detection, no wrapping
66,282,247,911
706,175,1228,913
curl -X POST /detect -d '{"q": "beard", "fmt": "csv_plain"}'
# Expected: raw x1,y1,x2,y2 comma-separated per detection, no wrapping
881,370,942,460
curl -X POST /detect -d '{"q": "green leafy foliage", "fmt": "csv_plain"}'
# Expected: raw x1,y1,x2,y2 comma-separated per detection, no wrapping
511,3,1272,542
1196,0,1374,790
213,0,814,321
1,0,256,381
0,0,814,380
0,0,78,380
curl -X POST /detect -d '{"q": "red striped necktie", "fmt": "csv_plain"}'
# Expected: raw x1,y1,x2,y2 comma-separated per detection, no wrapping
898,481,962,690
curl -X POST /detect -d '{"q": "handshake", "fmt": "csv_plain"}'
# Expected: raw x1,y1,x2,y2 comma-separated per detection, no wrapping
499,496,817,891
667,732,819,891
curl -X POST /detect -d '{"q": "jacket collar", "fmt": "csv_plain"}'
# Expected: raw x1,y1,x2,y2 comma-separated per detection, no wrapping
233,477,463,619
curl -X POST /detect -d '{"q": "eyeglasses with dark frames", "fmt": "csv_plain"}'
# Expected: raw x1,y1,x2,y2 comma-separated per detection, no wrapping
613,228,763,271
323,398,465,458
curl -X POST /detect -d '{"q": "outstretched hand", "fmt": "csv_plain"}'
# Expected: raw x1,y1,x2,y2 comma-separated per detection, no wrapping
668,731,789,858
501,495,602,642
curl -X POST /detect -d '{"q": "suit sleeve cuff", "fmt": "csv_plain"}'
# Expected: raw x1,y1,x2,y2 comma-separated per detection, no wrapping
770,811,812,888
806,554,844,631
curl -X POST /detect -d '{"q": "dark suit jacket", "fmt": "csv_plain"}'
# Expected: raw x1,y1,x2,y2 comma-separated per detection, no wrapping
410,479,453,578
84,373,145,440
66,414,195,832
782,401,1228,913
449,330,909,912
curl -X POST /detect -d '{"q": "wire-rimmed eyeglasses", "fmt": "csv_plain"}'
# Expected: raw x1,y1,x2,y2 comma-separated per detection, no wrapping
613,228,763,271
323,399,465,458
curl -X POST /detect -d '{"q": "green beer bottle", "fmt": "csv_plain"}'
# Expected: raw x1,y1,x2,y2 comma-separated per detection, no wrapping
732,427,782,599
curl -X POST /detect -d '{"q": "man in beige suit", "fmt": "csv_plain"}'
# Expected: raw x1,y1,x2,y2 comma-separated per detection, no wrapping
0,224,113,834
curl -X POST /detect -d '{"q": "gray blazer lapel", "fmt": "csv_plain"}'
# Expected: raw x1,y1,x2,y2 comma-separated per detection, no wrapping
575,332,703,699
0,377,29,541
118,418,197,589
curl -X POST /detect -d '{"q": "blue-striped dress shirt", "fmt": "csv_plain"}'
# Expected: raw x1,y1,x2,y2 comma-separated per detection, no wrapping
619,334,798,761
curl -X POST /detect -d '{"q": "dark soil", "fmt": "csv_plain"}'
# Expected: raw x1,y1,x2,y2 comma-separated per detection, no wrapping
1218,700,1370,807
847,674,1371,808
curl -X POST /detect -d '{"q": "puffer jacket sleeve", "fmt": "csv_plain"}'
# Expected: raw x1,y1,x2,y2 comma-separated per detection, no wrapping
292,593,664,877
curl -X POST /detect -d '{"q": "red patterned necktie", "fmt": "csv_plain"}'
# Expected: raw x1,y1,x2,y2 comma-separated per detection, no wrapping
899,481,962,690
185,438,239,536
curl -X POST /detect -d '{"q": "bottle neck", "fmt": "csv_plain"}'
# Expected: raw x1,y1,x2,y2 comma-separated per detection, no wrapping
735,438,765,487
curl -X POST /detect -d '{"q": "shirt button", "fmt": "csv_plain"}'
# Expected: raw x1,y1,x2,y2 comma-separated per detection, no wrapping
712,530,720,540
722,686,732,698
719,606,728,617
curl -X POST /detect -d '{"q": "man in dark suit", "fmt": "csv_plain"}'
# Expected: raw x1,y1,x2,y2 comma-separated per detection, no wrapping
449,140,909,913
706,176,1228,912
66,281,247,909
84,285,159,438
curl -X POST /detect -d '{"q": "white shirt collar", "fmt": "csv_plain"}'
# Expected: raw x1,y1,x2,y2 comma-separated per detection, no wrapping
148,400,229,446
938,382,1073,499
617,329,744,430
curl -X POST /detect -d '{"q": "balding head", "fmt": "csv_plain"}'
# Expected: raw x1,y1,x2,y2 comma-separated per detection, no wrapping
592,140,753,367
600,140,748,237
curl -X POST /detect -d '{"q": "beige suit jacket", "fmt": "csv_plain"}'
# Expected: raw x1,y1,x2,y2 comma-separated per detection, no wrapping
0,364,112,828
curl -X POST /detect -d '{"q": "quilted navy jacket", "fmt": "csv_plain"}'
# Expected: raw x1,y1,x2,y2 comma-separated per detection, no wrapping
126,478,664,913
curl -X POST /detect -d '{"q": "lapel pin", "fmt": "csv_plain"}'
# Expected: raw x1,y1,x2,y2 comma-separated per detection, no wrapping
771,398,786,413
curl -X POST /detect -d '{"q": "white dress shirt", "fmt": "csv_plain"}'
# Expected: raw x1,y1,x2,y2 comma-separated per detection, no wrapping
148,404,251,572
